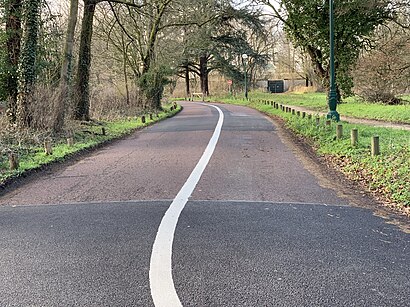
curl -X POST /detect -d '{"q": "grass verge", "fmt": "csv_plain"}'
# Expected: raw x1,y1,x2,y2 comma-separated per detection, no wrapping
211,92,410,124
212,96,410,215
0,104,181,186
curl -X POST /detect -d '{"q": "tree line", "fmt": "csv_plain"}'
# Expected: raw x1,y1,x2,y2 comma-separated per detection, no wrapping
0,0,409,132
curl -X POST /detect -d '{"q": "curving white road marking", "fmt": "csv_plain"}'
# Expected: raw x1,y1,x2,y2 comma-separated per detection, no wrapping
149,104,224,307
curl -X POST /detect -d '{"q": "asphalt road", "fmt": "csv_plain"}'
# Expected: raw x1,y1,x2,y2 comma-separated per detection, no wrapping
0,102,408,306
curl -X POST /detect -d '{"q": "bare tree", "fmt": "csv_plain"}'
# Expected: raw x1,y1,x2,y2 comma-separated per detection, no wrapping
73,0,144,121
52,0,79,132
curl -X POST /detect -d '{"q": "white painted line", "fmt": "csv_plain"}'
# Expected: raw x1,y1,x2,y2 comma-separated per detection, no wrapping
149,104,224,307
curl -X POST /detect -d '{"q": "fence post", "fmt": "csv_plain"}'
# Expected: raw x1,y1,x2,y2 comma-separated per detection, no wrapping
371,136,380,156
336,124,343,139
44,140,53,155
8,152,19,170
351,128,358,146
67,137,74,147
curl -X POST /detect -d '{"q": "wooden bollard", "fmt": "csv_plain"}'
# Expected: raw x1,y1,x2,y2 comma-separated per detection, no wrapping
296,111,300,117
351,128,358,146
44,140,53,155
308,114,312,120
292,109,296,115
325,120,331,126
141,115,146,123
371,136,380,156
316,117,320,126
336,124,343,139
302,112,306,118
8,152,19,170
270,101,274,106
101,127,106,136
67,137,74,147
149,114,153,120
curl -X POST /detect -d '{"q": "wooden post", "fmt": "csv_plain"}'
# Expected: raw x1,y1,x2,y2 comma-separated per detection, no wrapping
101,127,106,136
149,114,153,120
307,114,312,120
292,109,296,115
336,124,343,139
351,128,358,146
296,111,300,117
67,137,74,147
141,115,146,124
44,140,53,155
316,117,320,126
325,120,331,126
302,112,306,118
372,136,380,156
8,152,19,170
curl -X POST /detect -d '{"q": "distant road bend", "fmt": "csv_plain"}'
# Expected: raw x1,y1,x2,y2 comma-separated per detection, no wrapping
0,102,408,306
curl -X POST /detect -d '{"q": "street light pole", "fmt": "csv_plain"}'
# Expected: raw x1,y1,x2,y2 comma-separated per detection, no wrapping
242,54,248,100
327,0,340,121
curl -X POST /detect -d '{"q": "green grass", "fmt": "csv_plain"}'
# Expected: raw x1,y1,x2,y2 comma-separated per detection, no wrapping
210,92,410,124
0,104,181,184
213,96,410,210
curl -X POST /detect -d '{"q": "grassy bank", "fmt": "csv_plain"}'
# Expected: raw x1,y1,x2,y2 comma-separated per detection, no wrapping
211,92,410,124
0,104,181,185
212,95,410,213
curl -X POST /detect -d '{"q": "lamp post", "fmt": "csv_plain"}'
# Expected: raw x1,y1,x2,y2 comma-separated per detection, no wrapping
242,53,248,100
327,0,340,121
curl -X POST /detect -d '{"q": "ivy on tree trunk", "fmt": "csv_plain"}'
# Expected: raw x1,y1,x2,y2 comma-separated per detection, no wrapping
16,0,40,128
5,0,22,123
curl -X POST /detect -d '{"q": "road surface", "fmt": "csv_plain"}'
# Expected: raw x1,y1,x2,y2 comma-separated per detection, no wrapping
0,102,408,306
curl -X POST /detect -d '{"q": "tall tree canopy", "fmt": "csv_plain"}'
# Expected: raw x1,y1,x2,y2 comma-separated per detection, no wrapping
259,0,398,99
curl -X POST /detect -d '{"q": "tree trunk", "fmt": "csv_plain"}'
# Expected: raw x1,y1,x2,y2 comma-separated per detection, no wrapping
16,0,40,128
53,0,78,131
184,64,190,97
73,0,96,121
5,0,22,123
121,32,130,104
199,54,209,96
